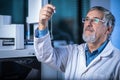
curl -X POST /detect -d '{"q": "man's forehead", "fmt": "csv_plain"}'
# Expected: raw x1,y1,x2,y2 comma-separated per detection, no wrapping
87,10,104,19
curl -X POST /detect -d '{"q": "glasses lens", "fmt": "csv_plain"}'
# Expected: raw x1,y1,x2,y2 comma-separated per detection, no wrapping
94,18,100,23
82,18,104,24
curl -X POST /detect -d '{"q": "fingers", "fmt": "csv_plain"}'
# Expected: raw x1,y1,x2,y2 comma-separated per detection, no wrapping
40,4,55,21
44,4,55,13
39,4,55,30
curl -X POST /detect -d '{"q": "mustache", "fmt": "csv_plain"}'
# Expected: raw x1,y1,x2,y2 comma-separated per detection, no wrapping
84,26,94,32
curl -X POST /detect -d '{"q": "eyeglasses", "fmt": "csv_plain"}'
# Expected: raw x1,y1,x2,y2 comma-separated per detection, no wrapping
82,17,105,24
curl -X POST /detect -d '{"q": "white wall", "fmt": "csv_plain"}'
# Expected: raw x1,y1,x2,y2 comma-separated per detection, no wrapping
27,0,42,23
110,0,120,49
90,0,110,9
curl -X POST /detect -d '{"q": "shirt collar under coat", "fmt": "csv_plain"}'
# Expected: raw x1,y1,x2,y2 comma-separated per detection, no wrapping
79,40,114,58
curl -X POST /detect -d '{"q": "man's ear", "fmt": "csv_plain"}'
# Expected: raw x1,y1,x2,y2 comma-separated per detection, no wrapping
106,26,112,35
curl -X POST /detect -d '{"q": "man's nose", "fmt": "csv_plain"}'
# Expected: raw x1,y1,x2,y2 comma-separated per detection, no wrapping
86,19,93,26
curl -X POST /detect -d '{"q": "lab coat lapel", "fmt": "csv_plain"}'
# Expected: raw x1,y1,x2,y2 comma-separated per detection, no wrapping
83,41,113,73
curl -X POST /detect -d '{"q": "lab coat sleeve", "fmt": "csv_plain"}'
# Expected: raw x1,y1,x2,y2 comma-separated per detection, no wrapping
34,33,71,72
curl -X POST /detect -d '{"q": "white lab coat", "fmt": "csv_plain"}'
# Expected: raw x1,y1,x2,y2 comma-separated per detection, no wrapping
34,33,120,80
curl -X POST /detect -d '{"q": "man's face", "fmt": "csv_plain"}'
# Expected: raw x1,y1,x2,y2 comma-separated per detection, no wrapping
82,10,108,43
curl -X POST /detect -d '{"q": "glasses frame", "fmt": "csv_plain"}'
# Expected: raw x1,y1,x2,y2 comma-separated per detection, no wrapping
82,17,105,24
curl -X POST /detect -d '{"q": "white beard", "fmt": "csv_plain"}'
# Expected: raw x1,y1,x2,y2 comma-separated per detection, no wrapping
82,31,96,43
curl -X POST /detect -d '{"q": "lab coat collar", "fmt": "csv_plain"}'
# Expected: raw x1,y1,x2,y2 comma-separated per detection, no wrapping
99,41,113,58
83,40,113,58
82,41,114,71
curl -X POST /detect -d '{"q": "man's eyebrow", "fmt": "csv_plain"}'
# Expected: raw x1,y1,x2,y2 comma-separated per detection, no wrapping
85,16,101,19
93,17,102,19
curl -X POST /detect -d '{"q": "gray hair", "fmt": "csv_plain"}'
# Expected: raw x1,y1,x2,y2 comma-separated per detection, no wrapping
89,6,115,29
